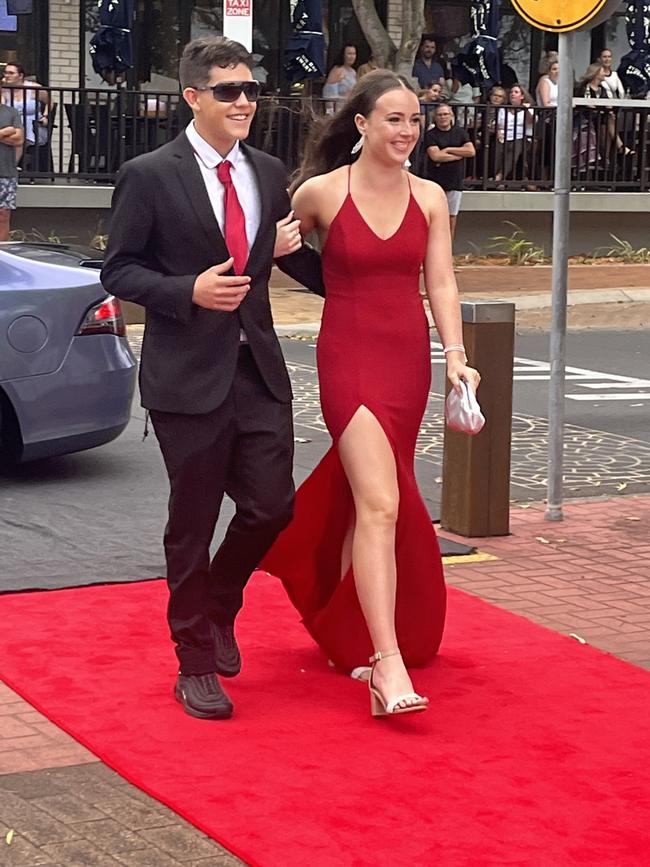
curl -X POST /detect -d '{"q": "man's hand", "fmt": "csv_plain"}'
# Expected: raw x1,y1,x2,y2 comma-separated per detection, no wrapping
192,257,251,312
273,210,302,258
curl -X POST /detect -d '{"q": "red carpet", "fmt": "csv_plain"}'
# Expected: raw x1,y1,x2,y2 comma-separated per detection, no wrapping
1,575,650,867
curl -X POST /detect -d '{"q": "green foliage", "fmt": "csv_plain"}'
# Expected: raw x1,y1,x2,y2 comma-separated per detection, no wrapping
90,233,108,251
8,227,71,244
592,234,650,264
8,224,109,252
486,222,548,266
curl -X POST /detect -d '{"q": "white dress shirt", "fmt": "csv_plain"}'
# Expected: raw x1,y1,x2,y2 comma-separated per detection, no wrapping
186,121,262,342
185,120,261,260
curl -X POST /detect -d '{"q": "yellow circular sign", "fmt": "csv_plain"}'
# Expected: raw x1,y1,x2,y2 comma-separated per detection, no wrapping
510,0,622,32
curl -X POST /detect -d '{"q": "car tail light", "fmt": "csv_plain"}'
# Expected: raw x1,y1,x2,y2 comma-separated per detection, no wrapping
77,296,126,337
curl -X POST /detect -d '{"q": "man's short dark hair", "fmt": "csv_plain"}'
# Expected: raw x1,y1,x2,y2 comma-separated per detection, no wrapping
179,37,253,90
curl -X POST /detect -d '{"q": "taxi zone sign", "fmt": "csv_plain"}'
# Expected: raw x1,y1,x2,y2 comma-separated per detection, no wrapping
225,0,251,16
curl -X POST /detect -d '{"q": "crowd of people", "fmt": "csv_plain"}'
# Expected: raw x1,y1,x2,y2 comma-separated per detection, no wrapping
320,37,648,236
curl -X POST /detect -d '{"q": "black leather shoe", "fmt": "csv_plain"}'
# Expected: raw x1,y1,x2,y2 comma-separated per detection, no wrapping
211,622,241,678
174,673,233,720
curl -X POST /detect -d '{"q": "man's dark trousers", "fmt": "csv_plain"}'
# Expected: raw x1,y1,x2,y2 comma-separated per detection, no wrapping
151,345,294,675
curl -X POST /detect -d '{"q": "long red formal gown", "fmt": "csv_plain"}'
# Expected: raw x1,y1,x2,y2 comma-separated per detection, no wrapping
262,169,446,671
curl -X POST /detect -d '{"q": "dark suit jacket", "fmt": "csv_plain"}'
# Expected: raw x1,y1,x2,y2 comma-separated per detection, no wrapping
101,132,324,414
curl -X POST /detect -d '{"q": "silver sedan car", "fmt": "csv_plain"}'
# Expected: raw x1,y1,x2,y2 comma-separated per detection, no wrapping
0,242,137,462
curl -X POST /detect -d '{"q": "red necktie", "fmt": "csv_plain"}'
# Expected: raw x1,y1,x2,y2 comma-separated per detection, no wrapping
216,160,248,275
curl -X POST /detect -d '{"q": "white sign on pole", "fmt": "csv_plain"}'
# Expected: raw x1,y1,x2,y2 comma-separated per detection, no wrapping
223,0,253,51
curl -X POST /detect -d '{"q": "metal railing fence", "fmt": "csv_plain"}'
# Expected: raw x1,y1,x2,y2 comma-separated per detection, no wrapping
2,86,648,191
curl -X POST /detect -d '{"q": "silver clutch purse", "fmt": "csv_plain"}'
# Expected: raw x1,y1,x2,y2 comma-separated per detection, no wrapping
445,380,485,435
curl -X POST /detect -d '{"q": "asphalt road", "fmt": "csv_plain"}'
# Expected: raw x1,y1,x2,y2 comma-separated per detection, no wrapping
1,328,648,593
284,329,650,441
513,330,650,444
283,329,650,504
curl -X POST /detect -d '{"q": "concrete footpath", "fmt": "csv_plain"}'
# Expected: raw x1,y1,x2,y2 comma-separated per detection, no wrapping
268,265,650,333
2,271,650,865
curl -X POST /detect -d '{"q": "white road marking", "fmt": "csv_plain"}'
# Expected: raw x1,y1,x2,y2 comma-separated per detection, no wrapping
566,393,650,401
430,342,650,403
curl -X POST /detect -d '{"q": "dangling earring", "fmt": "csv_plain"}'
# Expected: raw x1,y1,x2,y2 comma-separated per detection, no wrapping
350,133,364,155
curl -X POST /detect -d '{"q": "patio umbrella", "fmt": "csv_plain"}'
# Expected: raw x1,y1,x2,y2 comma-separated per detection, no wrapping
284,0,326,83
89,0,134,86
618,0,650,96
453,0,500,90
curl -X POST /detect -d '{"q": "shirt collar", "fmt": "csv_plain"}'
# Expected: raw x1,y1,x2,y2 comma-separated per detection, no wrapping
186,120,242,170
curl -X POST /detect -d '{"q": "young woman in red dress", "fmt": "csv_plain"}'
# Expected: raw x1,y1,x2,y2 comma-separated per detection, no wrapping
262,71,481,717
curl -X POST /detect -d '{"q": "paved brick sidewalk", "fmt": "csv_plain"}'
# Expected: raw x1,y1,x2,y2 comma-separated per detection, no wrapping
2,494,649,864
443,494,650,670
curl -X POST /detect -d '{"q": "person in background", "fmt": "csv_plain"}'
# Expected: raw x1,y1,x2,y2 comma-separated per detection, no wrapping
357,54,381,79
495,84,535,185
412,35,446,89
574,62,633,164
417,81,445,161
445,65,479,129
0,100,24,241
419,82,444,105
534,54,558,181
535,53,559,107
425,102,475,240
598,48,625,99
596,48,634,157
1,63,48,145
322,44,357,99
480,85,507,182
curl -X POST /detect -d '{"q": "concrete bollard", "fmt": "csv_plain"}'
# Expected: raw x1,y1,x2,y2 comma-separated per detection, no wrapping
441,301,515,537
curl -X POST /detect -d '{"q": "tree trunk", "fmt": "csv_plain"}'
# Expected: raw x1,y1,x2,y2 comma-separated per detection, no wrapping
395,0,425,80
350,0,396,68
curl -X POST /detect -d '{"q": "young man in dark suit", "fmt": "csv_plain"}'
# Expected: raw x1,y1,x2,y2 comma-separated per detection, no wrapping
101,37,323,720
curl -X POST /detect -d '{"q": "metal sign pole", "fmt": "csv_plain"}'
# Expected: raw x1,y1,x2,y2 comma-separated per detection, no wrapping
545,31,574,522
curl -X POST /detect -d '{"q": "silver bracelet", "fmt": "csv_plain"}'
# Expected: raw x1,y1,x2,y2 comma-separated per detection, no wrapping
443,344,466,355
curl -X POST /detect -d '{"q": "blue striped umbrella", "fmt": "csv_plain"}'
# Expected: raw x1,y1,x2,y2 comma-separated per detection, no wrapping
284,0,326,83
89,0,135,85
453,0,500,89
618,0,650,96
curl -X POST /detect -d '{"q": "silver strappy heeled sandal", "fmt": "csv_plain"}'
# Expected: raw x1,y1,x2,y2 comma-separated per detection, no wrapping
368,649,428,717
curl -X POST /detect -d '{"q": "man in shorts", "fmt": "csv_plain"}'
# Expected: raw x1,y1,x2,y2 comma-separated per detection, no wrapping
424,102,475,241
0,102,24,241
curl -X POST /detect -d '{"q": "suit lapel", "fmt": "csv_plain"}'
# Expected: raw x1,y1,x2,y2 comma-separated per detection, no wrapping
171,132,230,263
240,143,271,269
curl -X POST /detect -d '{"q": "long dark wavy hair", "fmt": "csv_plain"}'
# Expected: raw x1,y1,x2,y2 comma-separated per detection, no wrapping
291,69,416,192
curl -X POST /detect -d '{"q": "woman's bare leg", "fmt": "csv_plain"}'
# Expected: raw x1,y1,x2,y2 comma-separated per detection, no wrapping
338,406,426,709
449,214,458,241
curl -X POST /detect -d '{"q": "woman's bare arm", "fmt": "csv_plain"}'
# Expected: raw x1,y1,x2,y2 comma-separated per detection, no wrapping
538,77,551,107
421,181,480,392
291,178,321,236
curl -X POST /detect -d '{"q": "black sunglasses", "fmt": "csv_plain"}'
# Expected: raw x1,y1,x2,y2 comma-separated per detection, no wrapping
196,81,261,103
